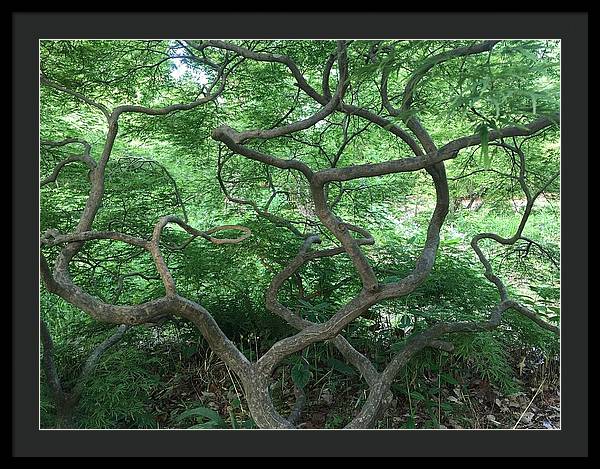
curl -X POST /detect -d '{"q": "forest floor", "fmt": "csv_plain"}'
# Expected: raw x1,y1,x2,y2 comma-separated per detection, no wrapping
149,345,560,430
381,358,561,430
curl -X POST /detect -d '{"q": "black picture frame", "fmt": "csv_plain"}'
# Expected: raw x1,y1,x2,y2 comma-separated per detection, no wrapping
13,11,588,458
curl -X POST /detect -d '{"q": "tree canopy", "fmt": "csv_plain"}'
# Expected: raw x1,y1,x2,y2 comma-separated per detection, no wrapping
40,39,560,429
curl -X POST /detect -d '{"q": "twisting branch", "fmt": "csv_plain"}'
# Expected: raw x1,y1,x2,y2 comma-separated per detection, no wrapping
263,233,379,383
213,126,315,180
187,40,327,104
217,149,305,238
394,41,499,117
41,228,150,249
72,324,130,397
111,80,225,118
40,138,96,187
215,42,349,144
148,215,252,295
469,142,560,333
215,114,557,188
40,319,130,427
41,138,92,156
519,236,560,271
41,40,560,430
41,154,97,187
159,216,252,246
41,74,111,119
44,42,241,287
111,271,161,303
40,319,67,411
40,42,263,424
504,300,559,334
207,40,559,428
114,156,189,222
195,39,423,154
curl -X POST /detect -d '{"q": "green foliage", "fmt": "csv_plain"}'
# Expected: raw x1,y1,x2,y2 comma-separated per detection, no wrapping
476,122,490,168
40,320,161,428
291,362,312,389
39,39,559,429
451,333,519,395
74,346,161,428
174,404,256,429
174,406,227,428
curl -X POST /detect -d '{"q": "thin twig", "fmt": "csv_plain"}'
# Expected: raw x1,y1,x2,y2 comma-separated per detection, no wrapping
513,378,546,429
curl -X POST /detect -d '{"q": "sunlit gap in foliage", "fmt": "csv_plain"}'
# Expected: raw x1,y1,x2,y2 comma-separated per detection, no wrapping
168,41,210,84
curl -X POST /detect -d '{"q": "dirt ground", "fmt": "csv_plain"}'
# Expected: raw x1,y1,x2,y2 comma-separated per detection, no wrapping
150,346,560,430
